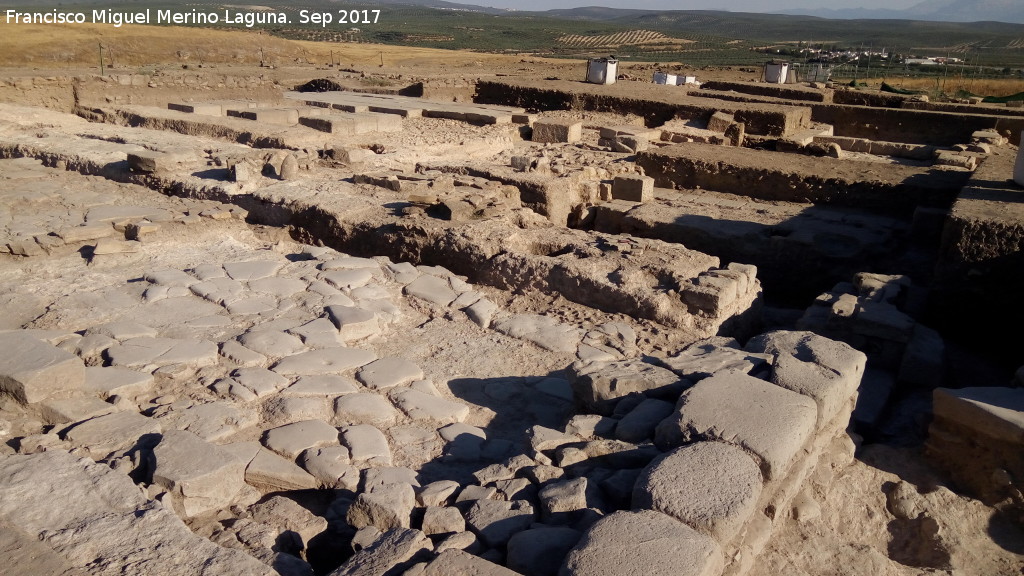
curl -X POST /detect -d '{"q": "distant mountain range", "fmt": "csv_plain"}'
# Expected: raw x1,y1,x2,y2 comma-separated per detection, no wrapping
779,0,1024,24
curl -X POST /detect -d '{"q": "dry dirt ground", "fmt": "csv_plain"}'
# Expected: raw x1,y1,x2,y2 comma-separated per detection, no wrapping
0,23,1022,576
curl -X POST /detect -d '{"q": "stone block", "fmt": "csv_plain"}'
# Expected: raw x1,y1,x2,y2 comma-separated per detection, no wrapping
330,528,430,576
560,510,723,576
611,175,654,202
570,359,685,415
707,111,735,132
633,442,762,543
62,410,161,458
151,430,246,517
423,549,519,576
0,331,85,404
655,371,817,480
532,120,582,144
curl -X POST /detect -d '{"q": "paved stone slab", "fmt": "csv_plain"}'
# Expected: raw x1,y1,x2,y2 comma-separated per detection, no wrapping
249,277,307,298
86,321,159,341
334,393,400,426
570,359,685,415
105,337,218,370
323,269,375,290
263,396,331,424
404,275,457,306
233,367,290,397
341,424,392,466
0,451,274,576
39,397,117,426
492,314,582,354
223,260,283,281
263,419,339,459
634,442,763,543
151,401,257,442
389,388,469,424
62,411,161,457
83,366,154,399
224,296,278,316
272,348,377,376
220,340,268,367
0,331,85,404
326,305,382,342
561,510,723,576
240,445,319,492
151,430,246,517
239,330,307,358
289,317,345,348
300,446,358,489
285,374,360,397
655,371,817,480
357,357,423,390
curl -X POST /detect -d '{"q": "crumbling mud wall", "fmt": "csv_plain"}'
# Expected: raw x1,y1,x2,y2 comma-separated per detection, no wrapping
811,103,1024,146
635,142,969,216
475,79,811,137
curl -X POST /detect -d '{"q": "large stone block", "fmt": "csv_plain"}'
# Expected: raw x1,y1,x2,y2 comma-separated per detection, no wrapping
151,430,246,518
746,330,865,430
0,331,85,404
611,175,654,202
532,120,582,144
560,510,723,576
633,442,763,543
655,371,817,480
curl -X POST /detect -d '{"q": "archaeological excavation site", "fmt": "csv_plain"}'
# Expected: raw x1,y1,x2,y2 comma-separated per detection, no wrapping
0,33,1023,576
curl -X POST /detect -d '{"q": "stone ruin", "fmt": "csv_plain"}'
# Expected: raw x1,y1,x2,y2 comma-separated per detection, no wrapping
0,68,1022,576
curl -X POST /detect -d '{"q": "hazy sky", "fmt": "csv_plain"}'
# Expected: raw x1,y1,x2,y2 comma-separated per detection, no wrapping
461,0,922,12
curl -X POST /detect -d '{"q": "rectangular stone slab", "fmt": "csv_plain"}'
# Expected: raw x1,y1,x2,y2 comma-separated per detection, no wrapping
0,331,85,404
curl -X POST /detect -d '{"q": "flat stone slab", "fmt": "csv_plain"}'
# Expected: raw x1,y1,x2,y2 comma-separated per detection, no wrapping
655,371,817,480
272,348,377,376
238,330,307,358
262,419,340,459
492,314,582,354
226,443,319,492
390,388,469,424
341,424,392,466
222,260,283,281
0,331,85,404
151,430,246,518
326,305,382,342
561,510,723,576
105,337,218,370
151,401,257,443
284,374,360,397
39,397,117,426
249,277,307,298
0,451,274,576
634,442,763,543
334,393,400,426
62,411,161,457
357,357,423,390
323,269,375,290
404,275,457,306
83,366,154,399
